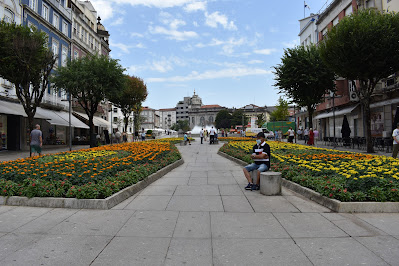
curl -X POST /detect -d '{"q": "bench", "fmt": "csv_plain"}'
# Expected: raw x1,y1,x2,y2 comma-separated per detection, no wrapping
250,171,282,196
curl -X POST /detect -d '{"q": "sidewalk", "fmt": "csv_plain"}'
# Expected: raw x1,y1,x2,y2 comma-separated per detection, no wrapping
0,139,398,265
0,145,89,162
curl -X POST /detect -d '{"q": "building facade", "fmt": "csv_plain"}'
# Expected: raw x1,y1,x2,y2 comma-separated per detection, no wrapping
159,108,177,130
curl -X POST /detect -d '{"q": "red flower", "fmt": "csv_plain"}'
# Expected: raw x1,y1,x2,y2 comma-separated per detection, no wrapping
329,193,333,197
32,183,36,187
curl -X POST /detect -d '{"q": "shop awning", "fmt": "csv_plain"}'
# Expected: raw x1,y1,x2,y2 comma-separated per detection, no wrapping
35,108,90,129
0,100,47,119
74,112,111,128
314,104,359,120
52,110,89,129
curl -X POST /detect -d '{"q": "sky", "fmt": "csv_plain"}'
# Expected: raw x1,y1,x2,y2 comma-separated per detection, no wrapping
90,0,332,109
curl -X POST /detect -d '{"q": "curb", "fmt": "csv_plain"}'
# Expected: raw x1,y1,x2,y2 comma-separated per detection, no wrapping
0,158,184,210
217,150,399,213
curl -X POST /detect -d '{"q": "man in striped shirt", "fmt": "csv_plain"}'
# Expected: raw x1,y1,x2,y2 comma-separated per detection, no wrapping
243,132,271,191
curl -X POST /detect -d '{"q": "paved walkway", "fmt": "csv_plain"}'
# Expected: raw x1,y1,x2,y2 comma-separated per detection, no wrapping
0,140,398,265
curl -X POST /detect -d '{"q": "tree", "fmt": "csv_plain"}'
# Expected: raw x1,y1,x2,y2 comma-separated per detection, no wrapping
273,44,335,128
270,97,290,121
0,21,56,131
110,75,148,133
215,109,232,129
319,9,399,153
171,120,190,132
52,54,125,147
231,109,248,128
256,113,266,127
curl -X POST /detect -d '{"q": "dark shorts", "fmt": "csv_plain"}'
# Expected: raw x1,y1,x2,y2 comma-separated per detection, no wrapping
31,145,42,154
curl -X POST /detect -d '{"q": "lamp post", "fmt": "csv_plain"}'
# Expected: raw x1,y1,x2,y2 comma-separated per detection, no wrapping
109,103,113,144
294,104,297,143
61,93,72,151
330,90,336,148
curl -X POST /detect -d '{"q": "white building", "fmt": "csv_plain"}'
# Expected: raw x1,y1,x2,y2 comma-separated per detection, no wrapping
141,107,160,130
298,13,319,47
159,108,176,130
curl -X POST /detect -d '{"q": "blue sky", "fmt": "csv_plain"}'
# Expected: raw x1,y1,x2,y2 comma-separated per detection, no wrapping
90,0,331,109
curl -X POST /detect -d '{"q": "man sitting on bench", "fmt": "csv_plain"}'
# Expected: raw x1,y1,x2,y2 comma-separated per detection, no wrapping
243,132,270,191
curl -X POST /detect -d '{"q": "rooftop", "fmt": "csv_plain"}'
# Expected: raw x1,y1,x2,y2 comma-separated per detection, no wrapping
201,105,223,109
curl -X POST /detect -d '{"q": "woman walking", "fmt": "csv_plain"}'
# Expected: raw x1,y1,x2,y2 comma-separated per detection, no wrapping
307,128,314,145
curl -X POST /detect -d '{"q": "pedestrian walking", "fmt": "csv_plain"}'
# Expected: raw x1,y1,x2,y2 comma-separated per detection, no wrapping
313,128,319,145
297,128,303,140
204,129,208,142
30,124,43,156
243,132,270,191
200,128,204,144
287,127,295,143
115,130,121,143
392,123,399,158
122,131,127,142
304,128,309,144
307,128,314,145
184,132,191,145
134,130,139,142
141,129,146,141
209,126,216,144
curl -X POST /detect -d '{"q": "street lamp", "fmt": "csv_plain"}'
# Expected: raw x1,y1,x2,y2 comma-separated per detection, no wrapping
293,104,297,143
109,103,113,144
330,90,336,148
61,93,72,151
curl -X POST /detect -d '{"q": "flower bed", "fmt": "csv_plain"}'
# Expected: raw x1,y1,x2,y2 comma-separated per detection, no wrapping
0,141,181,199
220,141,399,202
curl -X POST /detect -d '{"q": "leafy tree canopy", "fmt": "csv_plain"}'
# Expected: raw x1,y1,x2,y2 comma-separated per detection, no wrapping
231,109,248,127
215,109,232,129
270,97,290,121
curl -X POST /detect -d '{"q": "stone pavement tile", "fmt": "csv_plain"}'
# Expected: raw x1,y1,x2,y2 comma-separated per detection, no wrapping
355,236,399,265
284,195,331,213
190,166,210,172
117,210,179,237
188,177,208,185
295,237,388,266
0,233,43,261
221,196,254,213
124,195,172,211
139,185,177,196
321,213,387,237
174,185,220,196
165,238,212,266
111,194,138,210
233,175,248,185
2,234,112,266
281,187,295,196
163,171,191,178
0,207,51,232
92,236,170,266
152,177,189,186
15,208,79,234
0,206,16,215
274,213,348,238
355,213,399,236
167,196,224,212
247,195,300,213
207,177,237,185
213,238,312,266
218,185,244,196
173,212,211,238
190,171,208,178
48,209,134,236
207,171,233,178
211,212,289,239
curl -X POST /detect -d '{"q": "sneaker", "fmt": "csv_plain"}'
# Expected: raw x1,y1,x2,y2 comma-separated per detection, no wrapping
251,184,260,191
244,183,253,190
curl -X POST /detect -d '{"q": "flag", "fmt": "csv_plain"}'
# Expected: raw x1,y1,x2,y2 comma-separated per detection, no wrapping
304,1,310,10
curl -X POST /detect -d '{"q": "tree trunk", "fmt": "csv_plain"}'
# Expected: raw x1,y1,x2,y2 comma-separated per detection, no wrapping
124,115,129,133
88,116,95,148
363,99,374,153
307,106,314,129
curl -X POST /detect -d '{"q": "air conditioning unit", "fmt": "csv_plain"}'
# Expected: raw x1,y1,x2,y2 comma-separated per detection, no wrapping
348,80,359,102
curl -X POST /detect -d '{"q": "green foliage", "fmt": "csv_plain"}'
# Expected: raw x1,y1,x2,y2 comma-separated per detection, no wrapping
273,44,335,128
110,75,148,133
231,109,248,127
0,21,56,130
215,109,232,129
51,54,125,147
172,120,191,132
270,97,290,121
319,9,399,153
256,113,266,127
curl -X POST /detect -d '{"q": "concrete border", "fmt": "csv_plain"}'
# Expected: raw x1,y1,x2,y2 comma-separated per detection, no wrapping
218,150,399,213
0,158,184,210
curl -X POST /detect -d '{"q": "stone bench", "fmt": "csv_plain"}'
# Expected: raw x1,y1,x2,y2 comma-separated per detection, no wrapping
250,170,282,196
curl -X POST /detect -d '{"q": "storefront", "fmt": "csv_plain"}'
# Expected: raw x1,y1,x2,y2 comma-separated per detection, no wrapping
0,114,7,150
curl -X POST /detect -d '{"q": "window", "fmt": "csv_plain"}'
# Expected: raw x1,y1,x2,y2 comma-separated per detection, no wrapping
80,27,84,40
52,40,59,67
29,0,38,11
63,22,68,36
345,5,353,16
61,46,68,67
42,4,49,21
74,50,79,59
3,8,14,23
53,13,59,29
113,117,118,123
322,27,328,38
113,108,117,113
84,31,87,43
333,16,339,27
73,22,77,35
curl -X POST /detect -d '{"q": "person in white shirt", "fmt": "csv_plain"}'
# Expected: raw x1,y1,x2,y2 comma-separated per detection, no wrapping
209,126,216,144
303,128,309,144
200,128,204,144
392,123,399,158
287,127,294,143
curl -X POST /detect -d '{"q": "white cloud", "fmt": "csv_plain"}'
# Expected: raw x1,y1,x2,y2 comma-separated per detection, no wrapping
248,60,264,64
130,32,144,38
205,11,237,30
110,41,133,54
269,27,279,33
254,49,277,55
149,26,198,41
116,0,193,8
110,17,124,26
90,0,115,21
195,37,247,55
184,1,207,12
128,56,187,74
147,67,272,82
282,39,300,48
